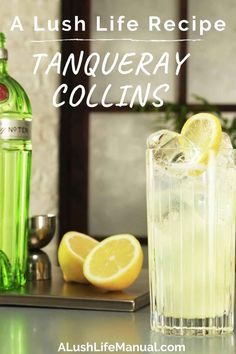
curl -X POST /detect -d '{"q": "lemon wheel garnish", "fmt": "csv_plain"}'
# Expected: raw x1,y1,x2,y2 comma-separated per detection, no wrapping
181,113,222,165
83,234,143,291
58,231,98,284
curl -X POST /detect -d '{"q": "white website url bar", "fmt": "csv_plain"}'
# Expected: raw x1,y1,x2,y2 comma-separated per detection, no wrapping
58,341,186,352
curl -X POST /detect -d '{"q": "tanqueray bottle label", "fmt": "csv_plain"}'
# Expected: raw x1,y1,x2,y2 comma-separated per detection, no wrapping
0,119,31,140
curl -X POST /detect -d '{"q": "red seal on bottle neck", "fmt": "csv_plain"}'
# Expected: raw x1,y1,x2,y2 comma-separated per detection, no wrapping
0,84,8,101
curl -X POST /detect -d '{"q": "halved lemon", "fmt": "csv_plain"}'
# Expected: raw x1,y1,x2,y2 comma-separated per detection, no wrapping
181,113,222,165
83,234,143,291
58,231,98,283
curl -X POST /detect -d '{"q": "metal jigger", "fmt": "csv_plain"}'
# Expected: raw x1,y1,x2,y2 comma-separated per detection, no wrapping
28,214,56,281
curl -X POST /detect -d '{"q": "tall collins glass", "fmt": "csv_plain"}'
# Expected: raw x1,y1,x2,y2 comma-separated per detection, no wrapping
0,33,32,289
146,128,236,335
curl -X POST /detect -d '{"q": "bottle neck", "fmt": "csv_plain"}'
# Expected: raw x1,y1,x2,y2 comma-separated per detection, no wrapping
0,59,8,75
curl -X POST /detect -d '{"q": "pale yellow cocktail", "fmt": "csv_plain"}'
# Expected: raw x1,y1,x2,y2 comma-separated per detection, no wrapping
147,114,236,335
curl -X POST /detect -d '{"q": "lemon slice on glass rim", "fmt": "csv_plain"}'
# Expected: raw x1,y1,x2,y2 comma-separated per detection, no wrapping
181,112,222,168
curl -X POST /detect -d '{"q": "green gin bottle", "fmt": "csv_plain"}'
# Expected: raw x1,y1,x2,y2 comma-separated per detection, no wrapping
0,33,32,289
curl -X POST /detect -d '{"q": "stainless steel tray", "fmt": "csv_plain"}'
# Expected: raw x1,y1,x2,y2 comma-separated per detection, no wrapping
0,268,149,312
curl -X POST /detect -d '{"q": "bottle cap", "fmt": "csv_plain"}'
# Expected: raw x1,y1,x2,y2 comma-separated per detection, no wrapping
0,33,8,60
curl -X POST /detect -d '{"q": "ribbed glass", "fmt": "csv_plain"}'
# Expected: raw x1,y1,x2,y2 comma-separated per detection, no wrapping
146,149,236,335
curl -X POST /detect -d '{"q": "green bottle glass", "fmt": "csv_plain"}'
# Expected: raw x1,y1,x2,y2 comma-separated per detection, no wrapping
0,33,32,289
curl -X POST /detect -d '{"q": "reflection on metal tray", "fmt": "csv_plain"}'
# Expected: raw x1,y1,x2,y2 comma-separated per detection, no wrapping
0,267,149,312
